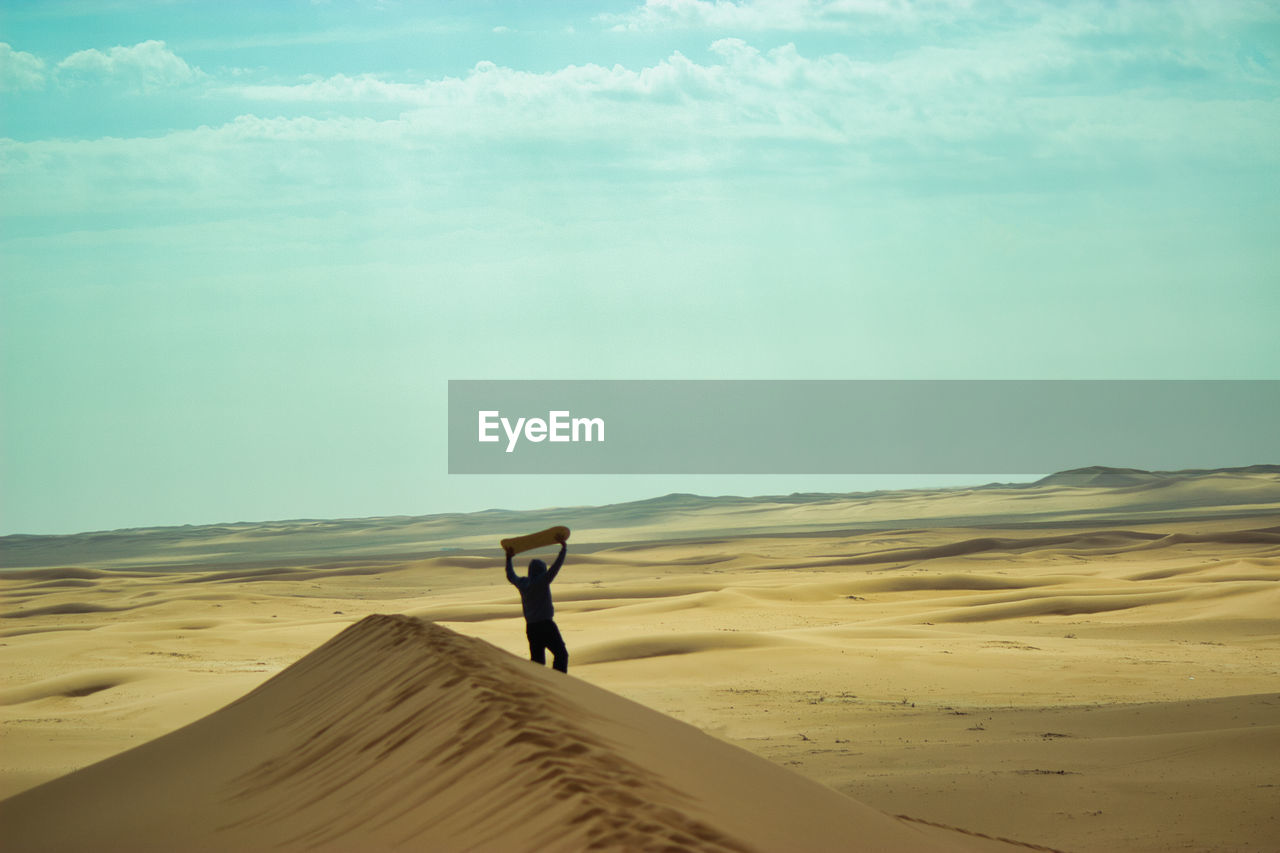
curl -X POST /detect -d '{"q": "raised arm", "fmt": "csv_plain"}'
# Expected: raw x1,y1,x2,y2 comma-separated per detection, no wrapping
504,547,520,586
546,541,567,583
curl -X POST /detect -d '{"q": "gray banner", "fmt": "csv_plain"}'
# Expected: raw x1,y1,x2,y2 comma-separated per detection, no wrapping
447,380,1279,474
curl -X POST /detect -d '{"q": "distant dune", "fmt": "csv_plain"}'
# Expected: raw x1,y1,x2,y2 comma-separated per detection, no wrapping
1032,464,1280,488
3,465,1278,570
0,616,1041,852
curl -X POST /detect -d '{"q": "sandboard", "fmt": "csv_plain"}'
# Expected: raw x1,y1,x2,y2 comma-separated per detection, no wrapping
501,526,570,556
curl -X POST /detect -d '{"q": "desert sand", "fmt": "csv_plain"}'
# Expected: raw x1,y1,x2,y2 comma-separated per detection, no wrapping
1,466,1278,851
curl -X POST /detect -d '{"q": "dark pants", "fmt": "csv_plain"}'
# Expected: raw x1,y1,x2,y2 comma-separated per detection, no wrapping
526,619,568,673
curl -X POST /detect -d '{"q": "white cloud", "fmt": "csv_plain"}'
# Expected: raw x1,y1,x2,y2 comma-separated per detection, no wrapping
230,73,423,104
598,0,1280,37
56,40,200,92
204,27,1277,170
5,12,1277,232
0,43,46,92
596,0,972,32
601,0,793,32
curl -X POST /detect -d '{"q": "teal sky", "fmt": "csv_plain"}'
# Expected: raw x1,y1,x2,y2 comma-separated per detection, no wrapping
2,1,1278,535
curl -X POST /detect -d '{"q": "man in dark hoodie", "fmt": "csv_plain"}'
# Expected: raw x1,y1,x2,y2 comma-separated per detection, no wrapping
504,532,569,673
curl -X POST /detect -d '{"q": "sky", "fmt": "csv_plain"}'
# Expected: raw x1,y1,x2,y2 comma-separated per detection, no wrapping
2,0,1278,535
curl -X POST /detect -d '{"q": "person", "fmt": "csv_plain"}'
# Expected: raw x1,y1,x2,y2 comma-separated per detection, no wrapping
504,532,569,673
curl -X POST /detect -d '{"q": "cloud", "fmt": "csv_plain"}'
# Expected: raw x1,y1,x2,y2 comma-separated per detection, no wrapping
5,5,1278,234
1,43,47,92
229,73,424,104
597,0,1280,37
211,27,1271,162
5,33,1269,234
225,56,728,110
55,40,200,92
595,0,971,32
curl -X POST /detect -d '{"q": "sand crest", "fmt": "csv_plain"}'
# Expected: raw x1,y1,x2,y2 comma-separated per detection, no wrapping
0,615,1042,852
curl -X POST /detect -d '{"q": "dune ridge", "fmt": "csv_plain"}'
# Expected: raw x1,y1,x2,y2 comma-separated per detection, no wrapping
0,615,1041,852
4,466,1277,571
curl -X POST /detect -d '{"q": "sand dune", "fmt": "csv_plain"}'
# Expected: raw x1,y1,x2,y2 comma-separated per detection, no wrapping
1,567,132,581
2,467,1277,850
837,525,1280,567
0,601,148,619
0,670,152,705
0,616,1041,852
574,630,787,665
5,466,1278,571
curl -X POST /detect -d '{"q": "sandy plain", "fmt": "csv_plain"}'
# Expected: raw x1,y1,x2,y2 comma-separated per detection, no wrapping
1,467,1278,851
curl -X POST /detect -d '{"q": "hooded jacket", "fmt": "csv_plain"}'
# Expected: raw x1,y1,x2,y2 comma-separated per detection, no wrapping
505,545,566,623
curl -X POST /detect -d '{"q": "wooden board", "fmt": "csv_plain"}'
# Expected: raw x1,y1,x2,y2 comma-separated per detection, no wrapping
500,526,570,556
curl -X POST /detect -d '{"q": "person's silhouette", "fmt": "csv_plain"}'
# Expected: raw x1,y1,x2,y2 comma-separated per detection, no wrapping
504,533,569,673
